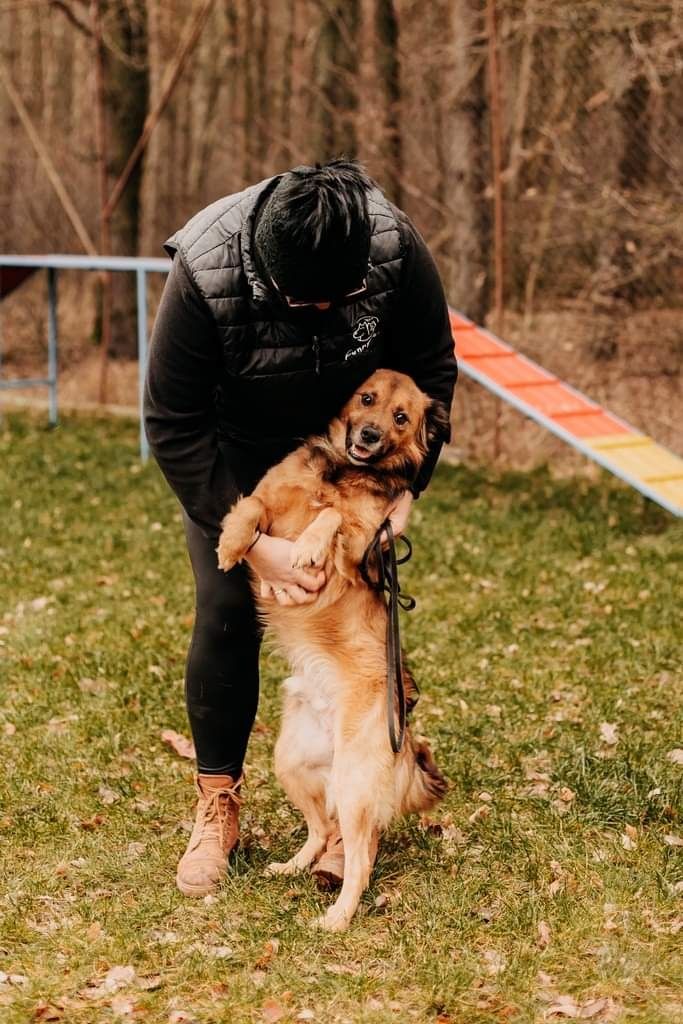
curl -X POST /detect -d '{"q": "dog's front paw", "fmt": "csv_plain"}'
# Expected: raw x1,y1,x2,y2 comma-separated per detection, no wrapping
290,536,327,571
311,905,352,933
265,860,298,877
216,531,243,572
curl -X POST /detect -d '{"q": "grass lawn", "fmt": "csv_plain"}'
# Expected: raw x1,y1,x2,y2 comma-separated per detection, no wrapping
0,412,681,1024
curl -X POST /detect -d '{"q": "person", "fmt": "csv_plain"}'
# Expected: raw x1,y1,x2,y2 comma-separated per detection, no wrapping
144,159,457,897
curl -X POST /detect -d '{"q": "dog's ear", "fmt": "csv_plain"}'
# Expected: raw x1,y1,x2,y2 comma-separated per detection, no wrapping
419,399,451,451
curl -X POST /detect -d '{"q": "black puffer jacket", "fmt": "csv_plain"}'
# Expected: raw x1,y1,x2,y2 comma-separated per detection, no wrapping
144,174,457,538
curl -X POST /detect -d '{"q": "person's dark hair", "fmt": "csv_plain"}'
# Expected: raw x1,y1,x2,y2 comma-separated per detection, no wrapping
254,158,374,301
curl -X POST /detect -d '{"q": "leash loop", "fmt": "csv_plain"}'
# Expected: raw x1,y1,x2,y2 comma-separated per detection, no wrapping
360,518,416,754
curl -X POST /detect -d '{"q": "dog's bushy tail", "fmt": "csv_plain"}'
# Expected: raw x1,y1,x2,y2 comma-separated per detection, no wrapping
401,737,448,814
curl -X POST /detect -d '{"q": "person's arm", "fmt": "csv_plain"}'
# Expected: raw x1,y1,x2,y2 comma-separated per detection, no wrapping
388,213,458,496
145,257,326,603
144,256,237,539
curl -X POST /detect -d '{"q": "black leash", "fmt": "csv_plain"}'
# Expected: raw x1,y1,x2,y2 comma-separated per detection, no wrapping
360,518,416,754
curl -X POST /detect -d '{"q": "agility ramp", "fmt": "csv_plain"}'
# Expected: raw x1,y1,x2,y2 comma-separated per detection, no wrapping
449,310,683,518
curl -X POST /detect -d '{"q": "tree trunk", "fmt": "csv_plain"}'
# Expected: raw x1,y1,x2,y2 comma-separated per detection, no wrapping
102,0,149,359
445,0,489,320
374,0,402,205
310,0,360,159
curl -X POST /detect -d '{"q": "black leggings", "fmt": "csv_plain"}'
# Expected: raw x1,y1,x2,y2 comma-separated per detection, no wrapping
181,442,286,779
183,511,262,778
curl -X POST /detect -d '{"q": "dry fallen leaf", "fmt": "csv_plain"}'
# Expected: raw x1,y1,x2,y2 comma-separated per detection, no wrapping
546,995,579,1018
577,997,614,1019
468,805,490,825
85,922,104,942
482,949,506,975
77,676,108,695
620,832,636,851
255,938,280,970
98,786,119,806
79,814,105,831
138,975,162,991
160,729,196,760
110,994,136,1018
667,749,683,766
3,722,16,736
261,998,286,1023
537,920,551,949
599,722,619,746
663,833,683,847
33,1001,63,1020
209,946,233,959
100,962,136,995
548,862,565,887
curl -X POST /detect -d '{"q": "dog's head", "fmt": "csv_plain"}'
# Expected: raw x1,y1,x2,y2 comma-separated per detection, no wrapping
328,369,449,480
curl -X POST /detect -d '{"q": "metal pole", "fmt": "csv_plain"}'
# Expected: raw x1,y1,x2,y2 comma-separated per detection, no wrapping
47,267,59,426
136,267,149,462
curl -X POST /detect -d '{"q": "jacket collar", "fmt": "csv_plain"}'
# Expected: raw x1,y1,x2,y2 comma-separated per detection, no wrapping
240,174,283,302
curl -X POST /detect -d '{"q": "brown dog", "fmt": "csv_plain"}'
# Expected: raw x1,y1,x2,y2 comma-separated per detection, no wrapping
217,369,448,931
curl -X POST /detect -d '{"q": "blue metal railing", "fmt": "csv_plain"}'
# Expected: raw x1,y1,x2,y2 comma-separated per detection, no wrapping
0,254,172,460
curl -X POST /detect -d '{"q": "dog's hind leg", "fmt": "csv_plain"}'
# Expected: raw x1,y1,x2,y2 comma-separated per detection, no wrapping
314,696,392,932
266,675,335,876
265,778,331,876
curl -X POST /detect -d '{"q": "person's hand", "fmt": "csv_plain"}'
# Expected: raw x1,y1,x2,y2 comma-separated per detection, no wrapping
245,533,325,606
383,490,413,541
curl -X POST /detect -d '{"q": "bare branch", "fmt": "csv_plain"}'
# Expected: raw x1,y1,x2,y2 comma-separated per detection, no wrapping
49,0,92,35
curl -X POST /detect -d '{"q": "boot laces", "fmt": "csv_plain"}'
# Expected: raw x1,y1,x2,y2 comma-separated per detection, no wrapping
200,781,242,849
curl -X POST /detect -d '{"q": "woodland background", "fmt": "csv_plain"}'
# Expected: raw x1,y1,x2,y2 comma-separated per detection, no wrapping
1,0,682,465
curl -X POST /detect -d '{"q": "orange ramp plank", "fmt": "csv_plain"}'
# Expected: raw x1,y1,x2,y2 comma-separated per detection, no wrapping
509,382,594,417
551,410,631,438
472,354,555,388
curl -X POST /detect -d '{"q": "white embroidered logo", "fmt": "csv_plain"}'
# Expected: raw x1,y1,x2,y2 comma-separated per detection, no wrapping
346,315,379,360
352,315,379,343
345,338,371,361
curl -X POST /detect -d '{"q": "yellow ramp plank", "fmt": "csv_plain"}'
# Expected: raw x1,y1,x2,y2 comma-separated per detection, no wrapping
585,442,683,482
653,479,683,507
589,434,653,450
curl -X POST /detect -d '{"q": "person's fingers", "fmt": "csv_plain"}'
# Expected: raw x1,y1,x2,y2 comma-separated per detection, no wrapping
274,587,295,606
286,584,318,605
260,579,272,599
292,568,326,591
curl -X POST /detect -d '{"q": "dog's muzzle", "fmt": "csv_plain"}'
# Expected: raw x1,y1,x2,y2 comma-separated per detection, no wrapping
347,423,384,464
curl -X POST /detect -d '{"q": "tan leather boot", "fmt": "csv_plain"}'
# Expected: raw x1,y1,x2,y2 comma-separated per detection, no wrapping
176,774,241,897
311,830,345,890
311,827,380,891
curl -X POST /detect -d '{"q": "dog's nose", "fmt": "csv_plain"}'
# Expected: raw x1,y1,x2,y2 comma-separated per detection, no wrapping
360,425,382,445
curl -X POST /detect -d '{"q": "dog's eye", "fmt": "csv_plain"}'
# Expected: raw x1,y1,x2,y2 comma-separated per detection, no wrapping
360,393,374,406
394,411,409,425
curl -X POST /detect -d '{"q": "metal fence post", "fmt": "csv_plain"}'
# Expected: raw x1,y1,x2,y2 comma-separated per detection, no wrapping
136,267,149,462
47,266,58,426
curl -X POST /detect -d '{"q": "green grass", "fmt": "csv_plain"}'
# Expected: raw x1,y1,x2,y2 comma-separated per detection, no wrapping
0,412,681,1024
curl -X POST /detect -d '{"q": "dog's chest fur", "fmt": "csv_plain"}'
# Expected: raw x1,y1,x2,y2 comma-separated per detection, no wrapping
280,671,336,770
261,447,391,545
